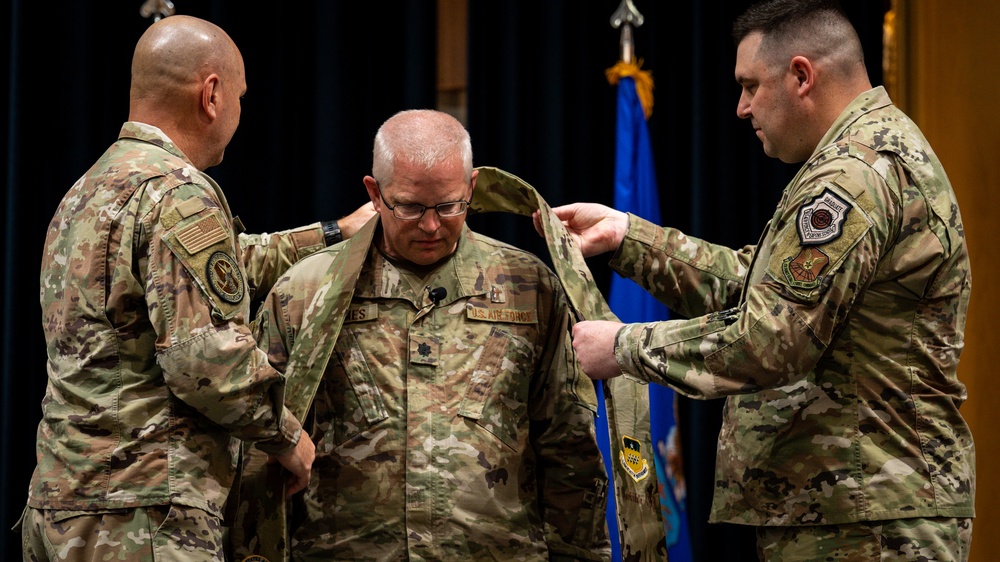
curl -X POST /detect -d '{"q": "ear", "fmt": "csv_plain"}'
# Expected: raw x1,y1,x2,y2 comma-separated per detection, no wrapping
201,73,222,121
469,169,479,196
363,176,381,208
789,55,815,97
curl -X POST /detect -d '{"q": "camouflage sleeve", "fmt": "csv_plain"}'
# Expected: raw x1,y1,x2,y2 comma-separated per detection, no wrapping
531,275,612,561
251,249,338,418
252,268,307,377
238,222,326,301
151,181,301,454
608,213,752,318
614,160,895,400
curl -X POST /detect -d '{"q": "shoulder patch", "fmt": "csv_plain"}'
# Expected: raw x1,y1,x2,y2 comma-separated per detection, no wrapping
176,213,228,255
206,251,245,304
796,189,852,245
175,198,206,218
781,247,830,289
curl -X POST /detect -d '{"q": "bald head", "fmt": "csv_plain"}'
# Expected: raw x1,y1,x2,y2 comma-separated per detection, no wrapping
372,110,473,187
128,15,246,170
131,15,240,107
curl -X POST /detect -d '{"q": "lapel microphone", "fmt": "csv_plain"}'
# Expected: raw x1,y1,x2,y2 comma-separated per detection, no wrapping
427,286,447,306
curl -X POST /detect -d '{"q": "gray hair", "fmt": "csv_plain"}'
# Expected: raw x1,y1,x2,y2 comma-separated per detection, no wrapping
371,109,473,187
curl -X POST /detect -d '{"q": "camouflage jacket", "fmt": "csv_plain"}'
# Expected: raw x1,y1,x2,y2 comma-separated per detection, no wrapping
29,122,326,517
610,87,975,526
256,221,611,561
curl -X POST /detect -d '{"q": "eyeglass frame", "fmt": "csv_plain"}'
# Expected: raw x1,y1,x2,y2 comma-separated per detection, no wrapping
375,182,471,221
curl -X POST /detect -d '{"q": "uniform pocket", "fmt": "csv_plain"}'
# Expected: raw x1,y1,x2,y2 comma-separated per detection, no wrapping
316,329,389,450
458,326,533,450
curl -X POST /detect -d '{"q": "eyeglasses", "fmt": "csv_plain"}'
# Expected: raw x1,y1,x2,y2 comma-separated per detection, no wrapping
377,185,470,221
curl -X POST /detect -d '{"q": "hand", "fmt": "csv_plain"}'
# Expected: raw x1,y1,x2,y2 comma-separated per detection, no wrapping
272,430,315,497
532,203,628,258
338,201,377,239
572,320,625,380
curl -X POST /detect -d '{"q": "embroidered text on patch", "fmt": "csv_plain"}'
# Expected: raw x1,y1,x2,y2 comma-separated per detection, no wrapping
796,189,852,245
466,306,536,324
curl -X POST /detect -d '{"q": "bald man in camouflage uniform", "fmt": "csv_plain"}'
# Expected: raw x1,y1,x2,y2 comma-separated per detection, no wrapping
21,15,372,562
547,1,975,560
255,109,610,561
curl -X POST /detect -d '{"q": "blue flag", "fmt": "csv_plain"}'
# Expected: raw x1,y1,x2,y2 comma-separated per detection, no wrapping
600,73,693,562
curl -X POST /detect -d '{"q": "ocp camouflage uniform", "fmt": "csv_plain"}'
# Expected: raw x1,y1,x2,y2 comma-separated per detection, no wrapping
610,88,975,552
23,122,326,561
256,221,611,561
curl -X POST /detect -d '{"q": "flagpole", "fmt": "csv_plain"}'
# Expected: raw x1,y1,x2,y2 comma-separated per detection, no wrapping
610,0,644,64
605,2,692,561
606,6,674,562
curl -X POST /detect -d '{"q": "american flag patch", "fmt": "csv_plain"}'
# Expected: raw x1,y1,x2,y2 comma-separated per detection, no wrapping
176,213,228,254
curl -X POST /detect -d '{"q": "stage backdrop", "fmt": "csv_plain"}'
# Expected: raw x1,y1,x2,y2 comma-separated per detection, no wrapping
1,1,884,560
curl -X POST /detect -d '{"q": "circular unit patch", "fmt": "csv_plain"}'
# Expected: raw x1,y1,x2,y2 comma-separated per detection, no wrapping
206,251,245,304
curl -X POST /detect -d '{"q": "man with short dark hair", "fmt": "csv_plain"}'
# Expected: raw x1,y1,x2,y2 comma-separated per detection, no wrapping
543,1,975,559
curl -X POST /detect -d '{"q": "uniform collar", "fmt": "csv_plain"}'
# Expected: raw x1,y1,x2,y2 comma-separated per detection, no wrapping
118,121,195,167
354,221,488,306
812,86,893,158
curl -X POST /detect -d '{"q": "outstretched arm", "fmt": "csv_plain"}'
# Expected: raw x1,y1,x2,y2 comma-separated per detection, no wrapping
335,201,377,240
571,320,626,380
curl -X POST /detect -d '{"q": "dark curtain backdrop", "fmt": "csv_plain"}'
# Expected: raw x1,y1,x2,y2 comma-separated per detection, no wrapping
1,1,883,560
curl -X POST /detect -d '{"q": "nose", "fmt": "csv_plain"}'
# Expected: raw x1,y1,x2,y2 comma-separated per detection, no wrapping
418,209,441,232
736,92,751,120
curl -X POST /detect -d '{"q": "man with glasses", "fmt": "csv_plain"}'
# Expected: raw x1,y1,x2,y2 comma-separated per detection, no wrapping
250,109,611,561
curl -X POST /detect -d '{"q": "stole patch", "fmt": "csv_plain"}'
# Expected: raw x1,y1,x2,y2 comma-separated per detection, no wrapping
796,189,852,245
619,435,650,482
782,247,830,288
206,251,245,304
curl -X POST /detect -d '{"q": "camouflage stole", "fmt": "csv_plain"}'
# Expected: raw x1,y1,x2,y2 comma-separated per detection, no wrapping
230,218,377,562
472,167,666,561
232,167,665,562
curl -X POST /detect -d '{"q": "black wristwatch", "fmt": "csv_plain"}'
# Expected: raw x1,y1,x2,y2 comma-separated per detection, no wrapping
321,220,342,245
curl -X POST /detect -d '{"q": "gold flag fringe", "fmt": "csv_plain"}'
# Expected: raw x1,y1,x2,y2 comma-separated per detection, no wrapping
605,59,655,119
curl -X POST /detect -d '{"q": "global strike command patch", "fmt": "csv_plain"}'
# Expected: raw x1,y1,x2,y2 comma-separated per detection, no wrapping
619,435,650,482
206,251,245,304
782,247,830,288
796,188,852,245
